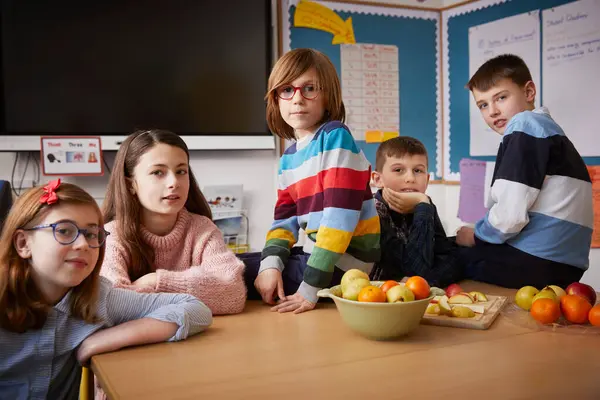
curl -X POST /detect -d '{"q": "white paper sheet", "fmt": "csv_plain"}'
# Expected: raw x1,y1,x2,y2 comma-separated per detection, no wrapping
341,43,400,140
542,0,600,156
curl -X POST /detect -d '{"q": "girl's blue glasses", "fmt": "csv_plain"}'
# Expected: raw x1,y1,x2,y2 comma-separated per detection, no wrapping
24,221,109,248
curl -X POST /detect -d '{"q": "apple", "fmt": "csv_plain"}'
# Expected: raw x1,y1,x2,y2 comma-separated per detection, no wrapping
514,286,539,311
438,295,452,316
425,303,441,315
469,291,488,302
380,280,399,294
566,282,597,305
452,303,485,314
430,287,447,297
431,295,446,304
342,278,371,301
532,288,558,305
451,306,475,318
386,284,415,303
341,269,370,293
448,293,475,304
545,285,567,301
445,283,463,297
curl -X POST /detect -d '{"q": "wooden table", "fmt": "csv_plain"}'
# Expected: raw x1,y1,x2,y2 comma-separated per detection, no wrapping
92,281,600,399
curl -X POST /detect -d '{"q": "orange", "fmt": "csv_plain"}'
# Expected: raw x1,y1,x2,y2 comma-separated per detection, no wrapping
530,298,561,324
405,276,430,300
588,304,600,327
380,280,399,294
560,294,592,324
357,286,387,303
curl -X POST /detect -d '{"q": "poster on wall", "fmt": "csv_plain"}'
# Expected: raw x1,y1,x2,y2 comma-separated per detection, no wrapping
341,43,400,142
40,136,104,176
542,0,600,157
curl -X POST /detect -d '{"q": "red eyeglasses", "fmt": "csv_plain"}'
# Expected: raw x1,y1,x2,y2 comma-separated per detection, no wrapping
276,83,320,100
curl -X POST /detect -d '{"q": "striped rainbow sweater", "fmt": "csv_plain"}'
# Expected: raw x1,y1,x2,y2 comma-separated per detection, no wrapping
475,107,593,270
260,121,380,302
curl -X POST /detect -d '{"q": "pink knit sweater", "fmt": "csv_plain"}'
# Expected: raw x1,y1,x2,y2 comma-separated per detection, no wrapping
100,208,247,315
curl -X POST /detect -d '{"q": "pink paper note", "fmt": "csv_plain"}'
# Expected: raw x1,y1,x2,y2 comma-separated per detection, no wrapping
458,159,488,224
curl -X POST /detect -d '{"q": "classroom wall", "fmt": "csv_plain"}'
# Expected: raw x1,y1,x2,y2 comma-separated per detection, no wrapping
1,0,598,289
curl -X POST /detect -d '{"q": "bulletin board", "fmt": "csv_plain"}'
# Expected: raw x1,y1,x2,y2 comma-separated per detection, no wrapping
281,0,443,179
443,0,600,181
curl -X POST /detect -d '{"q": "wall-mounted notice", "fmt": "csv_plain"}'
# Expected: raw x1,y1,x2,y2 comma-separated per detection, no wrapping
41,136,104,176
543,0,600,157
457,158,488,224
468,11,541,156
341,43,400,141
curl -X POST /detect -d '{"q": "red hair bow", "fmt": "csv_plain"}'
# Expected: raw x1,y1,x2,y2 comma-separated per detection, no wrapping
40,179,61,205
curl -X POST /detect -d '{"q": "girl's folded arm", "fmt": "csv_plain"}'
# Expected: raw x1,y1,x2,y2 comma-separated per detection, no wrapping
102,280,213,341
79,282,212,366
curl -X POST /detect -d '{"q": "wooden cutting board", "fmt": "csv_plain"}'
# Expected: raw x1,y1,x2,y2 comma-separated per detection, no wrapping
421,295,508,330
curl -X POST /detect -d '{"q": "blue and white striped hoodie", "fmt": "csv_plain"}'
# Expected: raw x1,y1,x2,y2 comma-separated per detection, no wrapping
475,107,593,270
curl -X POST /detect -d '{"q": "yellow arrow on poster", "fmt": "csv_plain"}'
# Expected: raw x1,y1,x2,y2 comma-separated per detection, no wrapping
294,0,356,45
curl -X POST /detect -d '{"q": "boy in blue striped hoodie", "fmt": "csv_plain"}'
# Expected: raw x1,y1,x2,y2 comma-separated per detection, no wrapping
456,54,593,289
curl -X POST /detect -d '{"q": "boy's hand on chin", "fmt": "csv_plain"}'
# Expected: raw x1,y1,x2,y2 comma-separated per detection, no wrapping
383,188,430,213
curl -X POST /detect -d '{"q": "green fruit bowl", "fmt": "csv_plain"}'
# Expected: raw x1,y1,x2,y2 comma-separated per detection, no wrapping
317,281,435,340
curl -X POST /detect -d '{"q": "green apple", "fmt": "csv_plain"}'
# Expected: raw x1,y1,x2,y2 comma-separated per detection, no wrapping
515,286,539,310
448,293,475,304
545,285,567,300
386,284,415,303
342,278,370,301
426,303,441,315
451,306,476,318
469,291,489,302
340,269,370,293
438,295,452,316
532,288,558,305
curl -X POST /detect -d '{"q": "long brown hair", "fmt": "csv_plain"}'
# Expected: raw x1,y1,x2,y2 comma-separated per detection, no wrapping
266,48,346,140
103,129,212,281
0,182,104,333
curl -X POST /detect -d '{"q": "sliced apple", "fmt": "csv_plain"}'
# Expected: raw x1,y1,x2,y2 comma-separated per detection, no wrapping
431,295,446,304
448,293,474,304
438,295,452,316
451,306,476,318
469,291,489,302
451,303,485,314
426,303,441,315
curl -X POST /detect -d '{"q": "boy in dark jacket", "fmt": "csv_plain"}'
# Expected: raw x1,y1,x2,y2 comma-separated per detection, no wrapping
370,137,462,287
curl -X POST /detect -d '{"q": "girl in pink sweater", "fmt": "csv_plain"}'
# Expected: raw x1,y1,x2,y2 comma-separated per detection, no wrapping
100,129,246,315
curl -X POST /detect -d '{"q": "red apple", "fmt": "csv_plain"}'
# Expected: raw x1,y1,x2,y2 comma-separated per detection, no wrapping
445,283,463,297
566,282,597,305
